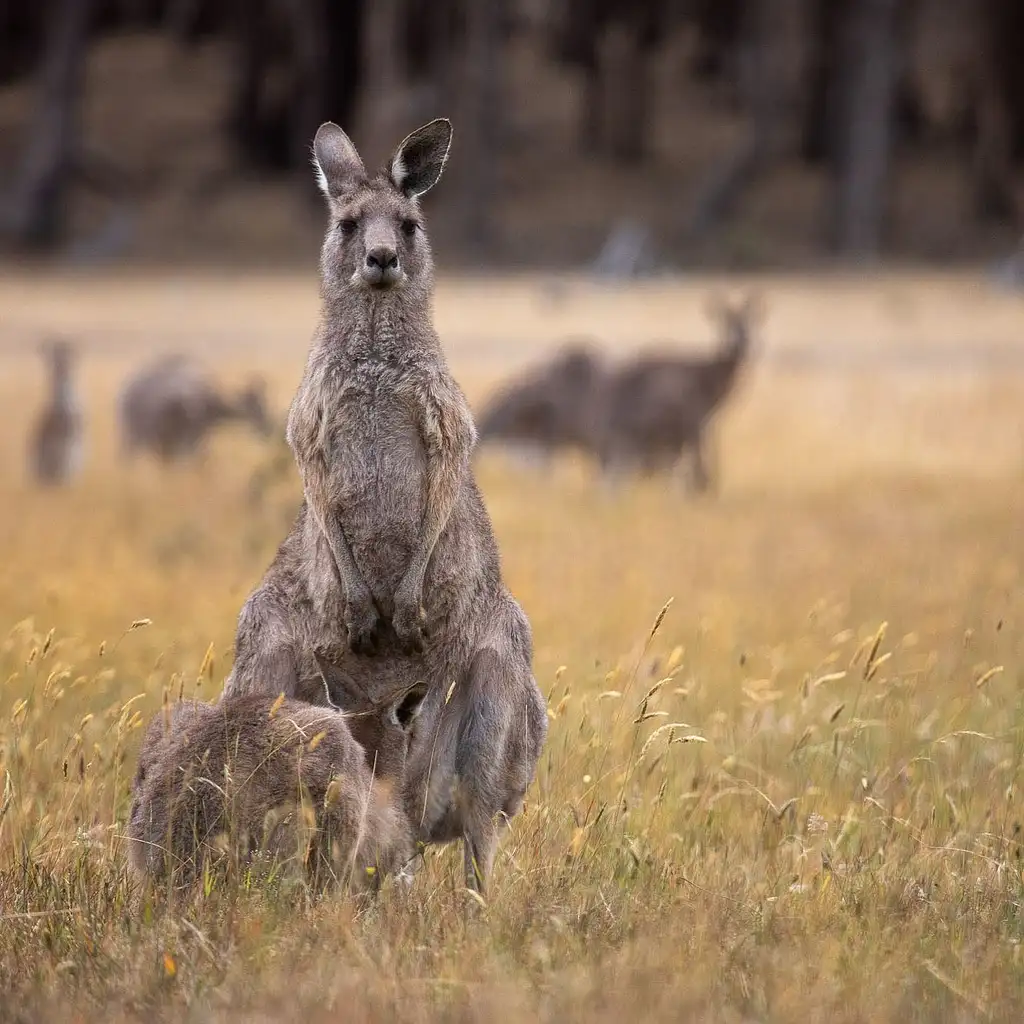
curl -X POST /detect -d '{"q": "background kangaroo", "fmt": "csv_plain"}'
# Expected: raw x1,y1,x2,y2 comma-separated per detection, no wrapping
118,354,273,463
222,118,547,893
475,341,607,464
598,294,761,490
28,338,84,486
127,683,427,890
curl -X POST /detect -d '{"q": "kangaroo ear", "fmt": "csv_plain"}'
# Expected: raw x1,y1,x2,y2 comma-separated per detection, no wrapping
313,122,366,199
388,118,452,198
390,681,429,731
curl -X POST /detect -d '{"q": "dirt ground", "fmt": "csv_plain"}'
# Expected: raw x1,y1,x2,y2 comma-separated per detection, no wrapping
0,271,1023,1021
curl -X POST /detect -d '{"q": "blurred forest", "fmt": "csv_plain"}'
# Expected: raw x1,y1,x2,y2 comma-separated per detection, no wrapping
1,0,1024,269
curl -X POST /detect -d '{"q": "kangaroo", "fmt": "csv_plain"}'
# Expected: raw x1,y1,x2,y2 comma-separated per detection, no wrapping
598,294,761,491
118,354,273,463
476,341,607,464
127,682,428,890
29,338,84,486
221,118,547,893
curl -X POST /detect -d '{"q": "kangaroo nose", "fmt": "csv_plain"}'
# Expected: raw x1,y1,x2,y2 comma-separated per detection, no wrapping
366,248,399,272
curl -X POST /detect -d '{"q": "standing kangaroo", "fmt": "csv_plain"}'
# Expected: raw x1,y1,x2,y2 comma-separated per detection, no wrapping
29,338,84,485
599,294,761,491
118,354,273,463
221,119,547,893
127,683,427,890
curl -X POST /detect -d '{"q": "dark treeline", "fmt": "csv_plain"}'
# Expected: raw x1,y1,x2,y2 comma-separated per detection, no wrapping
2,0,1024,261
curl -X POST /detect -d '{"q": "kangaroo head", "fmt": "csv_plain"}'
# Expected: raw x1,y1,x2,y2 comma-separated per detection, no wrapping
706,293,764,361
312,119,452,298
553,341,603,385
347,680,429,782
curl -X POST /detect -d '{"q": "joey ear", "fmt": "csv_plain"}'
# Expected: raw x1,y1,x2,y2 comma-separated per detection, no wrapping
390,681,429,731
388,118,452,198
312,122,366,199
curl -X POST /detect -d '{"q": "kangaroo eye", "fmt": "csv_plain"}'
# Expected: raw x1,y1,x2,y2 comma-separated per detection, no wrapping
401,219,418,238
339,218,359,236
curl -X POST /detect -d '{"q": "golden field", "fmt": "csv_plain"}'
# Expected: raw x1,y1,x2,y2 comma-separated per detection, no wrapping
0,270,1023,1022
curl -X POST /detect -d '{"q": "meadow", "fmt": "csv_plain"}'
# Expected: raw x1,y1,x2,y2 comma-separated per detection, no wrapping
0,269,1023,1022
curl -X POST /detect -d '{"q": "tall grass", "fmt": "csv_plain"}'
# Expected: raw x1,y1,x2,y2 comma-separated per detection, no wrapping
1,344,1023,1020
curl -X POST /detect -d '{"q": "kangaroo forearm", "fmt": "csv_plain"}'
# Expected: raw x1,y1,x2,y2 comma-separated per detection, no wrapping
407,457,462,582
302,468,369,601
314,505,369,600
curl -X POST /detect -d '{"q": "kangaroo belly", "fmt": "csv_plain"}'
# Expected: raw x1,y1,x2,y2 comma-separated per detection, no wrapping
334,404,427,599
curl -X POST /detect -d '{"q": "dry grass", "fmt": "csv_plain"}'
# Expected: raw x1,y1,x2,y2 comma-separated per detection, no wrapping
1,272,1024,1022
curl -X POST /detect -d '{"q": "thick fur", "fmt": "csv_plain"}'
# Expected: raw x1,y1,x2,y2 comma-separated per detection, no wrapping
222,119,547,891
127,688,425,890
29,339,84,485
118,354,272,462
598,294,761,490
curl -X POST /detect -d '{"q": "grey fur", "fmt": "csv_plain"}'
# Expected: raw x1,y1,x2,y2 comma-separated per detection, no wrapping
118,354,273,462
127,683,427,890
598,294,761,490
476,341,608,462
221,119,547,893
29,338,84,486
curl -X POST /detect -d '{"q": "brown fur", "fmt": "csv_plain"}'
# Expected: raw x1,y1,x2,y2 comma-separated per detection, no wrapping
29,338,84,485
598,294,761,491
118,354,273,462
476,341,607,462
127,684,426,890
221,119,547,892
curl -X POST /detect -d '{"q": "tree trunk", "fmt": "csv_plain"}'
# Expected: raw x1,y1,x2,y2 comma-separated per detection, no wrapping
800,0,849,165
689,0,744,81
832,0,902,258
279,0,327,174
580,46,605,154
605,0,665,164
226,0,286,170
684,0,789,241
2,0,94,250
323,0,364,136
970,0,1020,223
0,2,49,86
459,0,502,256
359,0,405,161
606,23,648,163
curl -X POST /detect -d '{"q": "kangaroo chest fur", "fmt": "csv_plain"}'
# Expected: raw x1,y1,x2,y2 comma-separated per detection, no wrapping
325,362,428,595
289,307,458,610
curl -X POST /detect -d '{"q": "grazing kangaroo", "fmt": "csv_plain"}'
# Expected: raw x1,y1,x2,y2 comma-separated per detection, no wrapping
222,118,547,893
599,294,761,491
118,354,273,463
29,339,84,485
476,341,607,463
127,682,428,890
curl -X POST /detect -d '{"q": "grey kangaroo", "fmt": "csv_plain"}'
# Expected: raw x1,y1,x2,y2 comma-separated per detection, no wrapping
118,354,273,463
221,119,547,894
127,682,427,890
29,338,84,485
476,341,607,463
598,294,761,491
